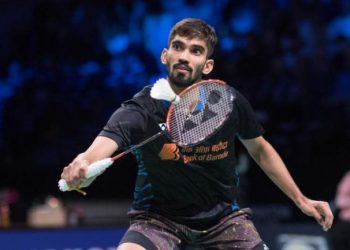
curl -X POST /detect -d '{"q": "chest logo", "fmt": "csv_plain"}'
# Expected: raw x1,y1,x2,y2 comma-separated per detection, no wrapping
159,143,180,161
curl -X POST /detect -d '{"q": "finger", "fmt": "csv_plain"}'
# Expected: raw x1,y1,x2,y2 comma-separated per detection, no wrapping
302,202,321,220
67,163,79,182
61,166,68,179
64,163,81,184
315,203,330,230
303,204,324,227
79,167,87,179
62,164,74,182
316,203,334,231
70,163,84,181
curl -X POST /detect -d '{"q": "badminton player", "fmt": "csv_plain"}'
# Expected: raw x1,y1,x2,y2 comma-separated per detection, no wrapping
61,18,333,250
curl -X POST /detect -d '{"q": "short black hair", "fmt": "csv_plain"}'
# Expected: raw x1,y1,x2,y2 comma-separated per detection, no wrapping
168,18,218,58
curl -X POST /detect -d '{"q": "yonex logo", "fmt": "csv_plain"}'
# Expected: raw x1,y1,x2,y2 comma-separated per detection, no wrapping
158,123,167,130
181,89,221,133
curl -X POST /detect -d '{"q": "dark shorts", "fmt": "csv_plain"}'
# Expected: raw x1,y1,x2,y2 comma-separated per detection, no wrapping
119,208,269,250
329,219,350,250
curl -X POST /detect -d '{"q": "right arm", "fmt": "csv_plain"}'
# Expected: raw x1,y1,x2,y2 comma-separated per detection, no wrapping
61,95,151,188
60,136,118,187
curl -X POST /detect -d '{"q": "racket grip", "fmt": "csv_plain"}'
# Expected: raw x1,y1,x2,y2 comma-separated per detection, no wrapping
85,158,114,178
58,158,114,192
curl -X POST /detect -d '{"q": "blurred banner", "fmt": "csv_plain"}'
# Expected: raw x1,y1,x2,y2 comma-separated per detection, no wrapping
277,234,329,250
0,227,127,250
0,223,332,250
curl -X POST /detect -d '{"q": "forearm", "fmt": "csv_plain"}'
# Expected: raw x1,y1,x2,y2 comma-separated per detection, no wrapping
62,136,118,182
246,138,306,205
242,136,333,231
72,136,118,165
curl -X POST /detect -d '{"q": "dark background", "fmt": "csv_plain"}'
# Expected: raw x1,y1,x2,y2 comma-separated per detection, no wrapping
0,0,349,225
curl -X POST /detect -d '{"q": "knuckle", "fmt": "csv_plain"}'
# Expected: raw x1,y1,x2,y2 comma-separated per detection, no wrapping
72,171,81,179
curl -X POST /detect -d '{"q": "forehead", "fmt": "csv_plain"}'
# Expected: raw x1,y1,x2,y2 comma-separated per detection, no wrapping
170,35,208,49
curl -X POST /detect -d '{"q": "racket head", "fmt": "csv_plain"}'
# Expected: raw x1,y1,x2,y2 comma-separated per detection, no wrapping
166,79,235,147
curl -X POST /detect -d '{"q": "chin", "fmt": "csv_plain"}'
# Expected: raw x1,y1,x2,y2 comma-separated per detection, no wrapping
173,78,193,88
170,74,193,88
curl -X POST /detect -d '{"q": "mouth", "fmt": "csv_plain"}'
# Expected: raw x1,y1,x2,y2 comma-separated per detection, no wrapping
174,64,192,73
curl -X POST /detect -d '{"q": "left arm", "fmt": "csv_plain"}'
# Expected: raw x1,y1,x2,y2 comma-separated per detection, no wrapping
240,136,333,231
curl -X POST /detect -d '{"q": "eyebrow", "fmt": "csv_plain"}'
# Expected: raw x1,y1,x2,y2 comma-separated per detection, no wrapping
191,44,205,53
171,40,184,47
171,40,206,52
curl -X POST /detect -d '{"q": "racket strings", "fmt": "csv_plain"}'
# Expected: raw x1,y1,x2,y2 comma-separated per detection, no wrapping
168,81,234,146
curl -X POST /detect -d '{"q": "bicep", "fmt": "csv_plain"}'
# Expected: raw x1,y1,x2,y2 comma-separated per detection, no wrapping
240,136,277,165
235,90,264,139
240,136,266,158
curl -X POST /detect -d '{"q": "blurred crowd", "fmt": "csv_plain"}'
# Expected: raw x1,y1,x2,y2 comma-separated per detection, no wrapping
0,0,349,224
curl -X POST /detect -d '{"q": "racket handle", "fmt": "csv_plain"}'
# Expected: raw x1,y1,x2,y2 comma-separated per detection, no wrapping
58,158,114,192
85,158,114,178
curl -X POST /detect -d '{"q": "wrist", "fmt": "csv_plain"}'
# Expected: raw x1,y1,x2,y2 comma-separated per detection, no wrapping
74,153,91,167
293,193,307,207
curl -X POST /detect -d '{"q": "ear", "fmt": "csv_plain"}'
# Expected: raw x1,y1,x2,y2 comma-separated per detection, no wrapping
202,59,214,75
160,48,168,65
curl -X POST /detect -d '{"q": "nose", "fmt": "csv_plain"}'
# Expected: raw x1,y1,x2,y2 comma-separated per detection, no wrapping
179,49,190,62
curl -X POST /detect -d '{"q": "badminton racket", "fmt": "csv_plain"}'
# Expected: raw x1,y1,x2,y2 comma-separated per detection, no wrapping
58,78,235,194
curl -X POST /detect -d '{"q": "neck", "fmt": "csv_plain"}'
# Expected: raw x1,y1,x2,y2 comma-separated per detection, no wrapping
167,77,204,95
167,78,186,95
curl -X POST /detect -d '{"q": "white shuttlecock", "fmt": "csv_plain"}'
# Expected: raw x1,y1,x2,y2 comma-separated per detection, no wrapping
150,78,180,104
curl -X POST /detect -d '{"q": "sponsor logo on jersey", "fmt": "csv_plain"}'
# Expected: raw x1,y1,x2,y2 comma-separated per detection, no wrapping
159,143,180,161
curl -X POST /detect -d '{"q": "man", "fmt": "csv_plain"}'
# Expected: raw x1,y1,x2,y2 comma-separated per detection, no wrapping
61,18,333,250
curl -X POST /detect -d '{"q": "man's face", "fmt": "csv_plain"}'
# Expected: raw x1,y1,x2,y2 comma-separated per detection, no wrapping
161,35,214,89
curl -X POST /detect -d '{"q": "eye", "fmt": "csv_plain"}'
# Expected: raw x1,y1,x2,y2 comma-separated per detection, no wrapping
193,48,202,55
172,43,182,50
191,47,204,55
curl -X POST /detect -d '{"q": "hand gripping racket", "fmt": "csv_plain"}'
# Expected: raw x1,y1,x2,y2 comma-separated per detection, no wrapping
58,78,235,194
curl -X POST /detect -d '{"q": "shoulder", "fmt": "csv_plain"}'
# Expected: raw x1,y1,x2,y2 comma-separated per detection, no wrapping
121,85,166,117
227,85,253,110
122,85,154,110
228,86,248,103
124,85,152,104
